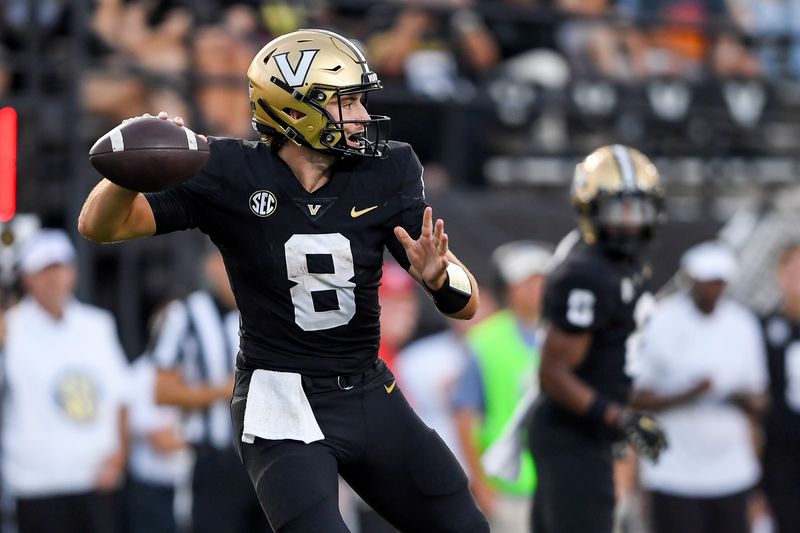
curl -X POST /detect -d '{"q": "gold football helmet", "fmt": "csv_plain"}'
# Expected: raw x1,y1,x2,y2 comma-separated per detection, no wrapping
571,144,664,254
248,29,389,157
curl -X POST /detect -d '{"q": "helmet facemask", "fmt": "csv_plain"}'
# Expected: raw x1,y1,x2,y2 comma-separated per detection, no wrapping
316,80,390,158
588,191,663,257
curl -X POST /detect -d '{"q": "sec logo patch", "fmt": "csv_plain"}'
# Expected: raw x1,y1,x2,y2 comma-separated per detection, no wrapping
250,190,277,217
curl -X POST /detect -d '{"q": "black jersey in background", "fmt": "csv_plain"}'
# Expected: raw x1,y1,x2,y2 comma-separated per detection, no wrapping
760,311,800,533
761,311,800,445
534,242,650,439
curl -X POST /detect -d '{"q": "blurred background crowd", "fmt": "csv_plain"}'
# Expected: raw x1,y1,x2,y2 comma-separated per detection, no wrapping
2,0,800,532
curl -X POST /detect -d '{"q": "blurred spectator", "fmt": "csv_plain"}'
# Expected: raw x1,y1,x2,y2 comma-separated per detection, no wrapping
760,241,800,533
377,260,420,374
84,1,192,123
728,0,800,79
453,241,552,532
126,353,190,533
395,290,499,469
478,0,558,60
1,229,129,533
632,241,767,533
367,1,500,98
195,27,254,138
151,248,268,533
557,0,635,81
618,0,760,79
193,21,256,138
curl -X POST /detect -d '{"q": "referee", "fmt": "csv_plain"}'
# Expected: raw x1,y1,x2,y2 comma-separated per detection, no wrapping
152,248,269,533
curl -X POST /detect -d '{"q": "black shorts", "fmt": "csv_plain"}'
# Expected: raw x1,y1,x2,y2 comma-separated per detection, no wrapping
648,489,749,533
231,359,488,533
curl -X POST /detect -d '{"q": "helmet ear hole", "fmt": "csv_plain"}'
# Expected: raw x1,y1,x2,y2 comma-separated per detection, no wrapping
284,108,307,121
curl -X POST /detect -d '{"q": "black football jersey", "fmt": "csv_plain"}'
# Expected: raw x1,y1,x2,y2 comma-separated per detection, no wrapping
145,139,427,377
761,312,800,444
540,242,649,423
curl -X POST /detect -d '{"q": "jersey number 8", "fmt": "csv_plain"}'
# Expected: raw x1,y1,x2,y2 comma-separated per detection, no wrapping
285,233,356,331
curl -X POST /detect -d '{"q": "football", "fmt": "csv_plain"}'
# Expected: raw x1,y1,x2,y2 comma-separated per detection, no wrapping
88,116,210,192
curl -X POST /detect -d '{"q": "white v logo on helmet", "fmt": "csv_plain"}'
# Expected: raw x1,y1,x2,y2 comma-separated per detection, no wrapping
274,50,319,87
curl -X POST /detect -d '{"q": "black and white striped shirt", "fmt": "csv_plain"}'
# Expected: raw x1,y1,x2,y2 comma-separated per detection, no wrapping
152,291,239,450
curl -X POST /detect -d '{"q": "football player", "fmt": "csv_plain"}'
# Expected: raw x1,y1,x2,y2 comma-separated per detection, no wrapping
78,29,487,532
761,242,800,533
526,145,668,533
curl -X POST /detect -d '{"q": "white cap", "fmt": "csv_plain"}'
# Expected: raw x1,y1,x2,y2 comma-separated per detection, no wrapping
492,241,553,286
18,229,76,274
681,241,738,283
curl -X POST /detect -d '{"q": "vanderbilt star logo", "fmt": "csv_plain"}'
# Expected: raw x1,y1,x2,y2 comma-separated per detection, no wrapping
351,205,378,218
384,380,397,394
308,204,321,215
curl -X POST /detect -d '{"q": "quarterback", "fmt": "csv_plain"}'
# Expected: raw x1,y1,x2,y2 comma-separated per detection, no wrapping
79,30,487,532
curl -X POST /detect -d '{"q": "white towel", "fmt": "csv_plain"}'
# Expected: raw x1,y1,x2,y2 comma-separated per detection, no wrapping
481,387,538,481
241,369,325,444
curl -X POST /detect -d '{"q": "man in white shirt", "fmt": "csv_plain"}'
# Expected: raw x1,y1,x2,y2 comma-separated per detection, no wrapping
126,353,189,533
452,241,552,533
1,229,130,533
632,241,767,533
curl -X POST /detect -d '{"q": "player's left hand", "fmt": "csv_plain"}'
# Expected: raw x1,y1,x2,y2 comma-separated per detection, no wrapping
618,409,668,462
95,449,126,491
394,207,449,289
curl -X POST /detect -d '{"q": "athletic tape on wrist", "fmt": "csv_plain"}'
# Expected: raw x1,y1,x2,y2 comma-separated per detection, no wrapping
427,263,472,314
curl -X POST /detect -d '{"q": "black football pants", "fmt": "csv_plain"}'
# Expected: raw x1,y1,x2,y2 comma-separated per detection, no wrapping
231,359,489,533
763,438,800,533
16,490,119,533
528,414,615,533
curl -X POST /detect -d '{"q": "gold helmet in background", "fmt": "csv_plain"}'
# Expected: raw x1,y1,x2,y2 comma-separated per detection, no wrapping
247,29,390,157
571,144,664,255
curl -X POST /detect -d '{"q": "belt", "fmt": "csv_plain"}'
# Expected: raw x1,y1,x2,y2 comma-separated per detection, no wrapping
301,359,387,392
